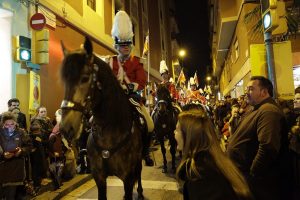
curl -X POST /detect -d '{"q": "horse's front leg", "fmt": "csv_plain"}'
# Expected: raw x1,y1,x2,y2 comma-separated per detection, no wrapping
158,133,167,173
136,161,144,200
92,171,107,200
123,175,135,200
169,132,177,173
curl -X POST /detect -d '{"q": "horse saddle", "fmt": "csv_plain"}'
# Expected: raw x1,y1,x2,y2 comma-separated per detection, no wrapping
128,98,147,130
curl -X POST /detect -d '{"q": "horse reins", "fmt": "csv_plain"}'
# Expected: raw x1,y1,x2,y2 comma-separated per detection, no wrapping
61,54,101,118
61,54,135,160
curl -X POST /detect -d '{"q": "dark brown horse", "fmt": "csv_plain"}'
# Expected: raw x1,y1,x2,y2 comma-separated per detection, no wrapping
151,84,179,173
59,37,144,200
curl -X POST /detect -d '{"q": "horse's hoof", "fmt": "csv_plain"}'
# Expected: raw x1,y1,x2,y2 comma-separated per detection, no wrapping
171,167,176,174
162,167,167,173
144,157,154,166
138,194,144,200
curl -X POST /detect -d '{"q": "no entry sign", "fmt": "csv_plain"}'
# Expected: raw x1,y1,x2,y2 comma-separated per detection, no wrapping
30,13,46,30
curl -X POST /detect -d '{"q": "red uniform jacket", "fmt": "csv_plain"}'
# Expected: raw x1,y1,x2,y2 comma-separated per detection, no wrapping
187,90,206,104
161,81,179,100
111,55,146,90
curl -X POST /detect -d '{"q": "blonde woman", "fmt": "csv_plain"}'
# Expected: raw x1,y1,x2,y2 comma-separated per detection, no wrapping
175,109,252,200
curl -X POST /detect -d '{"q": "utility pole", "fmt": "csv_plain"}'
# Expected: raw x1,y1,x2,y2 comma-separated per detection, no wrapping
264,32,277,99
261,0,279,98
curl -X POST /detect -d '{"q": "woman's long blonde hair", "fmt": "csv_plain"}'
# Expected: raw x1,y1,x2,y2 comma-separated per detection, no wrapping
176,109,252,198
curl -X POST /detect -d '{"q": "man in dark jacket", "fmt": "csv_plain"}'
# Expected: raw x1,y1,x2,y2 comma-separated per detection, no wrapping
7,98,27,131
227,76,291,200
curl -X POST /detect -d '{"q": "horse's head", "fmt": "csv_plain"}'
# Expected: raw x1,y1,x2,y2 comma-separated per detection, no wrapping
59,37,109,141
156,84,172,113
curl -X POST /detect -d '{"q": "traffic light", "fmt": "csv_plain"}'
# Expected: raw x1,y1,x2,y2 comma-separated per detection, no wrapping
261,0,279,32
32,29,49,64
13,35,31,62
272,1,287,35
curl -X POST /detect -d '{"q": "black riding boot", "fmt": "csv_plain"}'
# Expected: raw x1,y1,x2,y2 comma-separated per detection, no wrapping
78,149,87,174
142,132,154,166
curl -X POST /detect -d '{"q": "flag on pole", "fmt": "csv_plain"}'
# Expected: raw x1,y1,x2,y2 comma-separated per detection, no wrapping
199,88,204,94
193,72,199,87
177,69,186,85
142,35,149,58
204,85,207,93
207,85,212,94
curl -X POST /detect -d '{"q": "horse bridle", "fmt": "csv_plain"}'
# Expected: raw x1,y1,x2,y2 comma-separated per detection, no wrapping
60,54,134,160
60,55,102,118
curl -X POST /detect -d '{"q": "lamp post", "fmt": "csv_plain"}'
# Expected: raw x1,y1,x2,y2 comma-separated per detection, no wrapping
206,76,212,82
178,49,186,68
178,49,186,87
179,49,186,58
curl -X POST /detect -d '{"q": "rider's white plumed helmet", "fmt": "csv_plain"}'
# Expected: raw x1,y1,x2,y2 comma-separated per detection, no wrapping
160,60,168,74
190,77,196,86
111,11,134,46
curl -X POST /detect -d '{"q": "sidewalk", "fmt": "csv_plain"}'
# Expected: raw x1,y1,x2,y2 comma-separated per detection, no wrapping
27,174,93,200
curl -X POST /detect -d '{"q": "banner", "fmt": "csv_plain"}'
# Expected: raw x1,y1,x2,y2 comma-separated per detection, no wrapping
142,35,149,58
29,71,40,115
194,72,199,87
177,69,186,84
250,41,294,99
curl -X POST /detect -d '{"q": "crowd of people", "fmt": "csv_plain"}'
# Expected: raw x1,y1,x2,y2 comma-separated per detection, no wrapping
0,99,82,199
1,9,300,200
174,76,300,200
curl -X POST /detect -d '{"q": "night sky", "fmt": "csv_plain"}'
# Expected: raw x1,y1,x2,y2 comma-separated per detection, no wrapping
173,0,211,88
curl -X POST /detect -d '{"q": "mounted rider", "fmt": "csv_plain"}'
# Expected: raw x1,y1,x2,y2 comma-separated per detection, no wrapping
108,11,154,166
159,60,178,102
152,60,181,114
186,77,206,104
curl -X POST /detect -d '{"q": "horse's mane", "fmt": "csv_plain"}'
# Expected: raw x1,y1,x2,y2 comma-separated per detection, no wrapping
61,50,87,86
156,84,172,103
92,55,132,130
61,49,132,131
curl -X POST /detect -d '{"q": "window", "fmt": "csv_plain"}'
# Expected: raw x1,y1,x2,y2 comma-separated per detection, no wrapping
87,0,96,11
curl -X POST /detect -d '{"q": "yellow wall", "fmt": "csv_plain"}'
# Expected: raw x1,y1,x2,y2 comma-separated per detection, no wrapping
16,74,30,128
219,3,263,96
40,0,114,48
250,42,294,99
219,0,238,19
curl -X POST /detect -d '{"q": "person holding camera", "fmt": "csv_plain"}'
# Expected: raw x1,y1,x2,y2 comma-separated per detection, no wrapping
0,112,32,199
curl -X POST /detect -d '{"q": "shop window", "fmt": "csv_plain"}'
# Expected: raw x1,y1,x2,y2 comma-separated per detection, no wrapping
293,65,300,88
87,0,96,11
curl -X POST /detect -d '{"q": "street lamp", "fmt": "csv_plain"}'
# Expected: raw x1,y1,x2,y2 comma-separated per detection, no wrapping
178,49,186,58
178,49,186,68
206,76,212,82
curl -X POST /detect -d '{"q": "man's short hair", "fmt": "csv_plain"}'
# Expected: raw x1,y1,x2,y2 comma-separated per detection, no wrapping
250,76,273,97
7,98,20,106
1,111,17,124
295,86,300,94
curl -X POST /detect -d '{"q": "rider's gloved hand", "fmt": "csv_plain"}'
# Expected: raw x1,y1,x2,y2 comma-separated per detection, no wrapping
128,83,135,93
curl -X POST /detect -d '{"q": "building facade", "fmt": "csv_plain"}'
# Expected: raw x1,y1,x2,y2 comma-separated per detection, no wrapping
211,0,300,99
0,0,180,125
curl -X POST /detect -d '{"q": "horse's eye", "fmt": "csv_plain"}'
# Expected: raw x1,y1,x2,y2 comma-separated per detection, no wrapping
80,75,90,84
